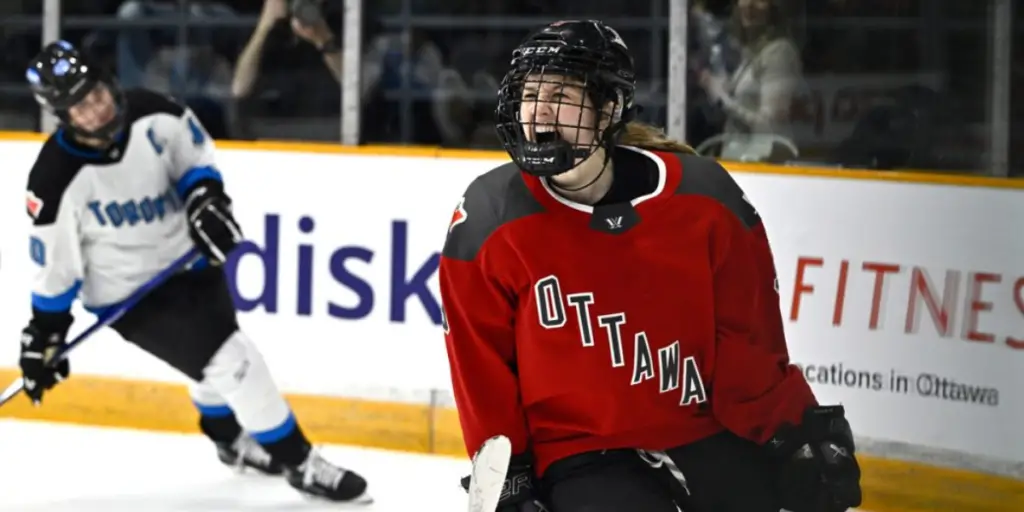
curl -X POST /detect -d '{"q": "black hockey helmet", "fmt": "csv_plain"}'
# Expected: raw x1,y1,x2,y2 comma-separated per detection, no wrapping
495,20,639,177
26,40,127,142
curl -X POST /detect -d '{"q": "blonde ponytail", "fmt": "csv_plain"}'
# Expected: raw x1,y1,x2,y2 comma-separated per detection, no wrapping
618,122,697,154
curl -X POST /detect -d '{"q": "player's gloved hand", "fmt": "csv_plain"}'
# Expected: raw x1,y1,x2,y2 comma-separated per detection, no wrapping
765,405,862,512
459,453,549,512
183,181,242,265
19,312,74,405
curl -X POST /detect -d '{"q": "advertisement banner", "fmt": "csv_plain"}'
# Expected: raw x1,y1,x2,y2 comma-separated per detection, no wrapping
0,140,1020,467
737,172,1023,464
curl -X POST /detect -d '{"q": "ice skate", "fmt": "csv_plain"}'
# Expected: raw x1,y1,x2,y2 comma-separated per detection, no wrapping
285,447,372,504
215,433,284,475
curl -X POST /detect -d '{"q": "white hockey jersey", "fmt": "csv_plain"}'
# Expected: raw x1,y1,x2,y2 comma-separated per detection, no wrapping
26,89,220,315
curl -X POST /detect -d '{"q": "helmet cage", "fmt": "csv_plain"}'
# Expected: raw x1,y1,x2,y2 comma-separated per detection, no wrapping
495,38,636,176
57,79,128,142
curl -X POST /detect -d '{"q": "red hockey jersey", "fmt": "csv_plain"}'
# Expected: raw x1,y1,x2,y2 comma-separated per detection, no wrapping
439,147,815,476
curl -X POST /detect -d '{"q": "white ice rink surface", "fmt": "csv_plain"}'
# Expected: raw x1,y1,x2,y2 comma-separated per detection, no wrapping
0,419,868,512
0,419,471,511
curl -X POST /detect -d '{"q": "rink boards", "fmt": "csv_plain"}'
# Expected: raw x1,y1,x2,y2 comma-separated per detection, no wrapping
0,133,1021,511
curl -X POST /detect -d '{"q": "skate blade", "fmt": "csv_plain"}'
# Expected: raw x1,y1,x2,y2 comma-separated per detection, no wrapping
225,463,284,478
299,490,374,506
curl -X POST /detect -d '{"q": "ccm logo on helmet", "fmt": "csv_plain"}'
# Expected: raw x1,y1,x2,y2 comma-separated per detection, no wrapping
521,46,562,55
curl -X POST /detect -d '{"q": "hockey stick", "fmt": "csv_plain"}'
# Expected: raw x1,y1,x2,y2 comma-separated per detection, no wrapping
0,247,203,407
466,435,512,512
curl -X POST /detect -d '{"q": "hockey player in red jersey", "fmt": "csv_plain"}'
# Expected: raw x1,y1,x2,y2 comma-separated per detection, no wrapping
441,20,862,512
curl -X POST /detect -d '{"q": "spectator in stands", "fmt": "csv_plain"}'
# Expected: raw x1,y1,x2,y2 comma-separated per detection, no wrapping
115,1,236,137
432,35,502,148
0,1,48,129
230,0,342,140
695,0,803,162
116,0,236,95
360,25,446,145
231,0,446,144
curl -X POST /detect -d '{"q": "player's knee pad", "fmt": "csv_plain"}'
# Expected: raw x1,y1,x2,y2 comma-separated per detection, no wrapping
198,330,293,436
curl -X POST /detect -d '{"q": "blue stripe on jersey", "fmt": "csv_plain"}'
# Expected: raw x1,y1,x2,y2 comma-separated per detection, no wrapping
176,165,223,199
250,413,297,444
55,128,126,158
56,129,103,158
31,280,82,312
85,303,114,318
83,253,208,318
84,274,204,319
193,401,234,418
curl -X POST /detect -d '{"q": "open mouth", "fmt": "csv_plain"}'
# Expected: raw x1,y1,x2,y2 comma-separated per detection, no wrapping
533,124,559,144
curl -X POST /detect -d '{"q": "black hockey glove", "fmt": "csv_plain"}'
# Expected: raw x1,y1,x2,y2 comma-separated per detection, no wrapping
765,405,862,512
460,453,548,512
19,311,74,405
183,180,242,265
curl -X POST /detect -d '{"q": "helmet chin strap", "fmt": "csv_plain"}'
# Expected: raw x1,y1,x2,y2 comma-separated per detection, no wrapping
64,120,120,147
549,150,612,193
531,96,628,188
549,115,619,194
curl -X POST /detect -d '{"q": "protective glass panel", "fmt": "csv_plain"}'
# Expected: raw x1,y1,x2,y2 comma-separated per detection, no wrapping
0,1,44,131
685,0,1007,175
361,0,669,148
61,0,344,142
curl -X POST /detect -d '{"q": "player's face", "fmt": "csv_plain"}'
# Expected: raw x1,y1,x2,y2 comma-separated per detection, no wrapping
737,0,771,28
67,82,117,132
519,74,610,150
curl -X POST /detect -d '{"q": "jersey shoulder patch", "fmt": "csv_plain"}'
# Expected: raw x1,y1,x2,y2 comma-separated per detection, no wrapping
673,153,760,229
124,88,186,123
448,195,469,233
27,136,86,226
442,162,545,261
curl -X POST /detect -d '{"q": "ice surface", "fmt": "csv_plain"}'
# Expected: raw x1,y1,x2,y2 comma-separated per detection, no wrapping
0,419,869,512
0,419,471,511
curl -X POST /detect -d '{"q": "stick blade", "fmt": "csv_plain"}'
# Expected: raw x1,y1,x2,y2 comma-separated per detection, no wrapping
0,378,24,408
467,435,512,512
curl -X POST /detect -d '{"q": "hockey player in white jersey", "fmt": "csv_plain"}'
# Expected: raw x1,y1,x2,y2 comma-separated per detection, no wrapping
18,40,370,504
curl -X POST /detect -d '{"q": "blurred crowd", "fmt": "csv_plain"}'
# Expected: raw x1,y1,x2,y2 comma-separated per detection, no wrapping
0,0,1022,175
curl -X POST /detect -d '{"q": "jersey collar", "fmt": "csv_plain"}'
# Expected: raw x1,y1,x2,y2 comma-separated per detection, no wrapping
531,145,678,214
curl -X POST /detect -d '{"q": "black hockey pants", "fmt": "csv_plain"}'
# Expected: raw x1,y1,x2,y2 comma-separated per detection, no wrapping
109,266,239,381
540,431,781,512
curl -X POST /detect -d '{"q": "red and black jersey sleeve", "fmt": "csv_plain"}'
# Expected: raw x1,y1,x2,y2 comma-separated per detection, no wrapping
673,154,788,357
749,220,789,358
675,154,816,443
439,163,546,459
